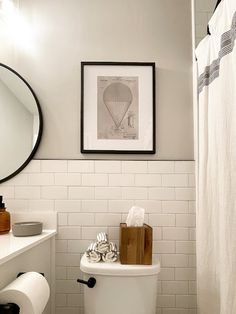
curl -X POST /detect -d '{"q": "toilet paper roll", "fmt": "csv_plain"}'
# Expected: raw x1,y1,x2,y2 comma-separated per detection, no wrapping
0,272,50,314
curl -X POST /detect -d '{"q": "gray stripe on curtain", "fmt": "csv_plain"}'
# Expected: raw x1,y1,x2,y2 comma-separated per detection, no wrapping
198,12,236,94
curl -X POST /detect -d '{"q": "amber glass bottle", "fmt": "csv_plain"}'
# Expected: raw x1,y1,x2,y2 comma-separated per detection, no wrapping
0,196,10,234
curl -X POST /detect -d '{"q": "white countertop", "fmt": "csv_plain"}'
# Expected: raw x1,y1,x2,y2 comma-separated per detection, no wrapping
0,230,56,266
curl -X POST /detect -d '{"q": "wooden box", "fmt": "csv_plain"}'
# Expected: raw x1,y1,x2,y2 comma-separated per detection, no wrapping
119,223,152,265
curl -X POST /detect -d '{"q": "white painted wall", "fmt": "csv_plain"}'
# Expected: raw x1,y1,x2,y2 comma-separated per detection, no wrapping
0,1,196,313
0,0,194,160
195,0,216,45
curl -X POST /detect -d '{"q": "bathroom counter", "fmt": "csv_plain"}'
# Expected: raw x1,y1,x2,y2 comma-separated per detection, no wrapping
0,230,56,266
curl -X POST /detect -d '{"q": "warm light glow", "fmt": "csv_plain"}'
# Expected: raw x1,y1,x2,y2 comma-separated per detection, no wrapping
0,0,37,54
2,0,15,13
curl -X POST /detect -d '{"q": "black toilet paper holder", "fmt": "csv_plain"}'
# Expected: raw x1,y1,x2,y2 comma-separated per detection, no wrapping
0,303,19,314
0,272,45,313
17,272,44,277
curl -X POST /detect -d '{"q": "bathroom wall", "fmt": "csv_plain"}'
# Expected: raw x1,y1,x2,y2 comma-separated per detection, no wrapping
195,0,215,45
1,160,196,314
0,0,194,160
0,1,196,314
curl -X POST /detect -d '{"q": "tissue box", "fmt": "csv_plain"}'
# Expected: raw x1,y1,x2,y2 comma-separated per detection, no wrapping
119,223,152,265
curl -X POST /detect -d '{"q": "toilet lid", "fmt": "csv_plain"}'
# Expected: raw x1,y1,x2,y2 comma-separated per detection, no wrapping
80,254,160,276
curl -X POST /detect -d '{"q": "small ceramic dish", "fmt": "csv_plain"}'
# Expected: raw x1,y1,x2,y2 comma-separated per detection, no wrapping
12,221,43,237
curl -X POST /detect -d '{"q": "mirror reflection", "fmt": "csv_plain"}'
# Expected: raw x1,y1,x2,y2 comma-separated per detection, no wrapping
0,64,42,182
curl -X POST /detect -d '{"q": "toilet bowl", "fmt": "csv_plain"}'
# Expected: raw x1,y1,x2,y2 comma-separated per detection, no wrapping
80,254,160,314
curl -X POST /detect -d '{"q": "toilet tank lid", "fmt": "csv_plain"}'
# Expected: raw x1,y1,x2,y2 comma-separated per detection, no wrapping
80,254,160,276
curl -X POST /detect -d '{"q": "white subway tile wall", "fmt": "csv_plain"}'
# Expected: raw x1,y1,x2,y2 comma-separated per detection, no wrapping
0,160,196,314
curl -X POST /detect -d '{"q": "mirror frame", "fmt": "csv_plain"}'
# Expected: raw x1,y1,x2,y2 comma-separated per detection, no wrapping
0,63,43,184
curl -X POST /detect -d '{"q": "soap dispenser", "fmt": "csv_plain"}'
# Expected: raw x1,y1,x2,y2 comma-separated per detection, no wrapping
0,196,10,234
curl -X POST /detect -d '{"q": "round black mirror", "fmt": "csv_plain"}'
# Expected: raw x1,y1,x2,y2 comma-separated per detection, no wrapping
0,63,43,183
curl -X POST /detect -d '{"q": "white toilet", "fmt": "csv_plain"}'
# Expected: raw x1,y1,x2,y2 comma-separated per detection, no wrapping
80,254,160,314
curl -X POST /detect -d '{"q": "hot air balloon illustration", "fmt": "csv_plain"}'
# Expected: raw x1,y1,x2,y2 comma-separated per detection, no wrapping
103,82,133,131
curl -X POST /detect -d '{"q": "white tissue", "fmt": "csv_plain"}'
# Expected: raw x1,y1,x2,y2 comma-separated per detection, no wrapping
0,272,50,314
126,206,145,227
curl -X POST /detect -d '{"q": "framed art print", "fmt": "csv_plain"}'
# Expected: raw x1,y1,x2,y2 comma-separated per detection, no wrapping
81,62,156,154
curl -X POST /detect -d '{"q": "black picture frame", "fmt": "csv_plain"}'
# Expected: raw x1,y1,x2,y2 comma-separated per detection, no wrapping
81,61,155,154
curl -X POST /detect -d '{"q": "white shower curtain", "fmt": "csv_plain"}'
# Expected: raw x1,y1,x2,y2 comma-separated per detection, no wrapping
196,0,236,313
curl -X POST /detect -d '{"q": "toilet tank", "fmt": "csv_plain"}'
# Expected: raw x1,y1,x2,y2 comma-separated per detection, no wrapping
80,254,160,314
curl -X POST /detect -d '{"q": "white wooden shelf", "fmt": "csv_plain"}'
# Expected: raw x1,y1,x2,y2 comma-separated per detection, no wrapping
0,230,56,266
